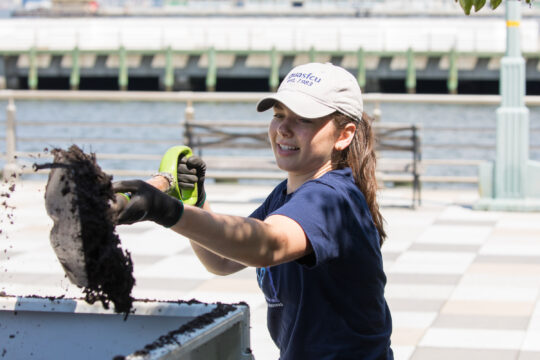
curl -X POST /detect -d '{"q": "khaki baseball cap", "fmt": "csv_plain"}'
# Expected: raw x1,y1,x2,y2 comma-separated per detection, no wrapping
256,62,363,122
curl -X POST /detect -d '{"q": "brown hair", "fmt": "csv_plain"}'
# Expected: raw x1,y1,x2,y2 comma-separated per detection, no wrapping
331,111,387,245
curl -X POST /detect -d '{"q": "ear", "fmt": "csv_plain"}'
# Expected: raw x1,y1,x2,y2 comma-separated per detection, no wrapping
334,123,356,151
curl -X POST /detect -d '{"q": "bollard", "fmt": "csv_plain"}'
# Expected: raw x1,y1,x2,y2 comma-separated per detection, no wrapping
3,97,20,180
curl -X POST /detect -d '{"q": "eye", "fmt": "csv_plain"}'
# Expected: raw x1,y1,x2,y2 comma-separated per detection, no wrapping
299,118,313,124
273,113,284,120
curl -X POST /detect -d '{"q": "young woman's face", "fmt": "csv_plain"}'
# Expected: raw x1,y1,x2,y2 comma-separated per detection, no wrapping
269,102,339,178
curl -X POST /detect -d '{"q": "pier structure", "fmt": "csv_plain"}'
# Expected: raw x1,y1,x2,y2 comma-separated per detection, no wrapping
0,17,539,93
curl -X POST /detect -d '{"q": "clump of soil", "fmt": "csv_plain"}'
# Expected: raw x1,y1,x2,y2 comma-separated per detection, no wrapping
34,145,135,316
114,302,238,359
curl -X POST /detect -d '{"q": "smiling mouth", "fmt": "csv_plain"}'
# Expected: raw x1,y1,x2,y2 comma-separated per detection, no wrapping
278,144,299,151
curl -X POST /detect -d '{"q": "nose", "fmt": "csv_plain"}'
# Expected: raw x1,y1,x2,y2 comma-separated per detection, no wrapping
277,117,293,138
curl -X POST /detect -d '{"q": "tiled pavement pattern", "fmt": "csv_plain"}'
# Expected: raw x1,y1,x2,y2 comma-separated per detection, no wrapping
1,180,540,360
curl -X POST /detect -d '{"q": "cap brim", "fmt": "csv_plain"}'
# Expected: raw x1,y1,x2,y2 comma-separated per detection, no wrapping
256,90,335,119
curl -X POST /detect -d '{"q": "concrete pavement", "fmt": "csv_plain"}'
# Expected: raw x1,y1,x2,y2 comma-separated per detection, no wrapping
1,180,539,360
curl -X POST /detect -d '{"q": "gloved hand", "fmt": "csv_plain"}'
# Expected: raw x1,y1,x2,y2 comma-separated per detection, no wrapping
177,155,207,208
112,180,183,227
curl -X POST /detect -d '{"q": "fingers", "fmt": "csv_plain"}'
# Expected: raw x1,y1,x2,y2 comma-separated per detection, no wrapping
186,156,206,171
114,191,150,225
178,163,197,176
178,171,198,183
116,202,144,225
178,158,199,189
109,192,129,213
177,181,195,190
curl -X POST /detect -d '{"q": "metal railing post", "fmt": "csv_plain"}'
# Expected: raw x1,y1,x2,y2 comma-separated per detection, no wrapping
3,97,19,180
373,101,381,122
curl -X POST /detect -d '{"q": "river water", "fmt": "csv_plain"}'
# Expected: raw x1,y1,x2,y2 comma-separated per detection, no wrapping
0,99,539,186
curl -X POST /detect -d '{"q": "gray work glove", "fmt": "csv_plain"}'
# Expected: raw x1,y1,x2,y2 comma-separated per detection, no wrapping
177,155,207,208
112,180,183,227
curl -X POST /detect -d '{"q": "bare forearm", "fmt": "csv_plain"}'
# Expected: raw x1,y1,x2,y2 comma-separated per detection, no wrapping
170,205,280,268
187,202,246,275
137,176,246,274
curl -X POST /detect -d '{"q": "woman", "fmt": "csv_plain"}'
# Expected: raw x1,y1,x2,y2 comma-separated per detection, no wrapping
114,62,393,359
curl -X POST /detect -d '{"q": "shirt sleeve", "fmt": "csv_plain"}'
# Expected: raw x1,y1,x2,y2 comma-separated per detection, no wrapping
249,202,266,221
270,180,345,268
248,181,286,221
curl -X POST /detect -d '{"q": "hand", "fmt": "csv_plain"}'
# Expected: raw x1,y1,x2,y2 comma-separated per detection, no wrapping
177,155,207,207
112,180,183,227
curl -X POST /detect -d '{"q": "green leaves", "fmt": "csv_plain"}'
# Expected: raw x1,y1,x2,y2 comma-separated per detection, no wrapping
489,0,503,10
458,0,473,14
475,0,487,11
456,0,534,14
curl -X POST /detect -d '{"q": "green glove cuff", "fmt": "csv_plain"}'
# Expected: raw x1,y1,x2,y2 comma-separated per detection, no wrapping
159,146,198,206
197,191,206,208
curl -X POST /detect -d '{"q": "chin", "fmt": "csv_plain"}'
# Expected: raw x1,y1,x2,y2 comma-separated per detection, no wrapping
275,159,295,173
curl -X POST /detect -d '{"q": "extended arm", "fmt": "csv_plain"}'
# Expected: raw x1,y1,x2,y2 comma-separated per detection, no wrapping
171,205,312,269
187,201,248,275
113,179,312,272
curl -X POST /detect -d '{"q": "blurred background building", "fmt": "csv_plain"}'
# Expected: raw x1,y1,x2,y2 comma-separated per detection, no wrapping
0,0,539,93
3,0,539,17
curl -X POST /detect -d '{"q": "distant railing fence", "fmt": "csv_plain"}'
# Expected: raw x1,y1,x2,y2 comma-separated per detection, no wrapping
1,90,540,185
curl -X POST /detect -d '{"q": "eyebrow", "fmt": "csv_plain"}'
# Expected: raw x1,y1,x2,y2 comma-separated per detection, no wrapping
273,102,284,110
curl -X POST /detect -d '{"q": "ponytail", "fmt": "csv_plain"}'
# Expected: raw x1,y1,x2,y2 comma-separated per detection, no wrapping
332,112,387,245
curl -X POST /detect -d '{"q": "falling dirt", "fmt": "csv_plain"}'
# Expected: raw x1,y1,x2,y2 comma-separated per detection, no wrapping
0,176,17,291
34,145,135,317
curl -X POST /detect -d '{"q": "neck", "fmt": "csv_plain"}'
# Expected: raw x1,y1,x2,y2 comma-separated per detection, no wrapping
286,162,334,194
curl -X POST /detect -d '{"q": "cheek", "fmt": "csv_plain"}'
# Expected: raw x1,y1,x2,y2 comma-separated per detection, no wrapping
310,127,338,150
268,121,276,137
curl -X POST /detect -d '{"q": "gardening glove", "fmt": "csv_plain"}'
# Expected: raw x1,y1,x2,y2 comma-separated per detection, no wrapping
177,155,207,208
112,180,183,227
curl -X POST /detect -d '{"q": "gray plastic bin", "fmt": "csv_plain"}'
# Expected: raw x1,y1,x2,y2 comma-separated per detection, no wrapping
0,296,253,360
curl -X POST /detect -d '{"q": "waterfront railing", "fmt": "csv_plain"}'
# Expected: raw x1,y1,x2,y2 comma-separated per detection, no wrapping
1,90,540,185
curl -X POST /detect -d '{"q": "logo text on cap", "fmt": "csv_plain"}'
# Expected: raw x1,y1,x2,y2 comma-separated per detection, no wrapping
286,72,322,87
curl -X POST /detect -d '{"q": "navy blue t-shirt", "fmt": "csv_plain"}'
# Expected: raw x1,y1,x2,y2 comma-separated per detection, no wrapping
250,168,393,360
